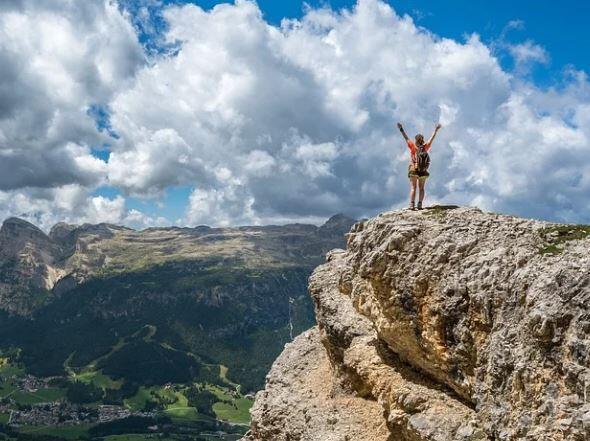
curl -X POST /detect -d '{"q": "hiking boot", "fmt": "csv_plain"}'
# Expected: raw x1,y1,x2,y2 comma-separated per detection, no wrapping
417,202,423,210
409,202,415,211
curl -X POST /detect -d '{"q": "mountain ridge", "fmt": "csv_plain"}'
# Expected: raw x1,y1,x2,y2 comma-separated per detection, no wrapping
0,213,355,316
2,213,352,235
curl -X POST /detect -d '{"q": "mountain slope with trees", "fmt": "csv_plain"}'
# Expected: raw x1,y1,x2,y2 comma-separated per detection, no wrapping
0,214,354,440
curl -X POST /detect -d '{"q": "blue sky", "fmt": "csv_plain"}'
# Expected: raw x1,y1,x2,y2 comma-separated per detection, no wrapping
162,0,590,78
100,0,589,225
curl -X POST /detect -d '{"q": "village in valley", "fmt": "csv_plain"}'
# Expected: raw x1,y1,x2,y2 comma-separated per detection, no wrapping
0,371,155,427
0,359,250,440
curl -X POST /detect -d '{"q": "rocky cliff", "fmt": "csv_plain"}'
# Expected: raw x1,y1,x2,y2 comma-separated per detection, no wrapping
245,207,590,441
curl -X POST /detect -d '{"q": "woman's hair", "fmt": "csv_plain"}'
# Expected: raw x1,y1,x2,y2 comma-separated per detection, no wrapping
415,134,424,145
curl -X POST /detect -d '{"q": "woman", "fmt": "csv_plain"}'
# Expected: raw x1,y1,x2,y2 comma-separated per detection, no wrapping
397,122,442,210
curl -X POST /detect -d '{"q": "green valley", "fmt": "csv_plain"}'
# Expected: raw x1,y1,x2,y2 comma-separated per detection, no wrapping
0,214,353,440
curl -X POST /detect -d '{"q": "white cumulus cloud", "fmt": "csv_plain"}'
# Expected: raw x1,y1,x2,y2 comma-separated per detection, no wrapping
1,0,590,228
0,0,157,229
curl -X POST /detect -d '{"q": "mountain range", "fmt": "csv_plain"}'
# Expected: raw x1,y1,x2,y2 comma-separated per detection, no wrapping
0,214,354,440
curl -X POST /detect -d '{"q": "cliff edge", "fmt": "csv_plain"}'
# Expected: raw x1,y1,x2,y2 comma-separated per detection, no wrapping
244,207,590,441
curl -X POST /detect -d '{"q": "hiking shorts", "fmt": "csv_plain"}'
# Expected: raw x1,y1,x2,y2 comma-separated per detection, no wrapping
408,165,429,181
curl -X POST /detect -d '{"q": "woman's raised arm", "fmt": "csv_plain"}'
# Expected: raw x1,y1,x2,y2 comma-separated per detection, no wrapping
427,123,442,147
397,122,410,142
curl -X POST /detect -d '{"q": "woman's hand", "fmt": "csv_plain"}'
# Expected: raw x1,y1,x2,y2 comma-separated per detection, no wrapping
427,123,442,146
397,122,409,141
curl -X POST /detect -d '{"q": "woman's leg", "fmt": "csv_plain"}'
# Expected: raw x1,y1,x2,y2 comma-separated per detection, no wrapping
409,177,418,209
418,178,426,208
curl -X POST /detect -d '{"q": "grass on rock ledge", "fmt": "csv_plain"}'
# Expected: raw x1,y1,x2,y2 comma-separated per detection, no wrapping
539,225,590,255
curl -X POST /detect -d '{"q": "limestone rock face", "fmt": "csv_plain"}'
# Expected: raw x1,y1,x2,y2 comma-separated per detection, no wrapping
245,207,590,441
0,218,65,314
244,327,390,441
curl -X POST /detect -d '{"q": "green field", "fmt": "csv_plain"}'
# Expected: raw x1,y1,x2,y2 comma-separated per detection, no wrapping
0,381,17,398
124,386,156,411
213,397,252,425
11,387,66,404
74,369,123,390
205,385,253,425
164,405,201,421
0,363,67,405
143,386,213,423
124,382,252,426
124,385,184,412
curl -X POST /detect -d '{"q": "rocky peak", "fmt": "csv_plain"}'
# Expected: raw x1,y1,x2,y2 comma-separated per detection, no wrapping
1,217,50,243
317,213,356,237
245,207,590,441
0,217,58,260
48,222,78,243
0,218,65,315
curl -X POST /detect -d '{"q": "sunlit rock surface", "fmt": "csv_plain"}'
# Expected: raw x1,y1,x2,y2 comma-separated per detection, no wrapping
245,207,590,441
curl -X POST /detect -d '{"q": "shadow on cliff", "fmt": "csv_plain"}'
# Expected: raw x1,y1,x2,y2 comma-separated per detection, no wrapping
424,205,460,211
372,337,476,411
